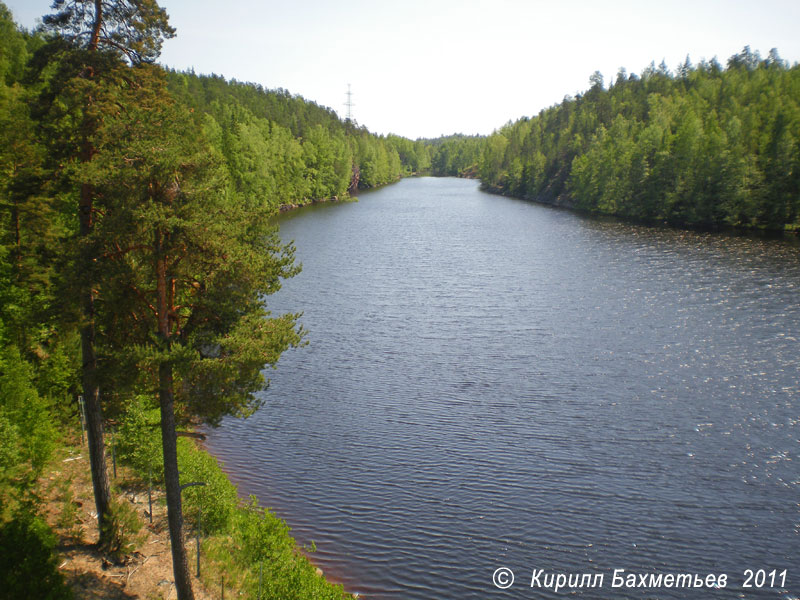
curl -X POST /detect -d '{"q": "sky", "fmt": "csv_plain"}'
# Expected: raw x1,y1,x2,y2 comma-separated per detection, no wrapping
7,0,800,139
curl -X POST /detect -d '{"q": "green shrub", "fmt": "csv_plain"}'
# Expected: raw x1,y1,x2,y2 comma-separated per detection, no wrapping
57,484,84,542
177,438,238,533
114,395,349,597
196,499,350,600
231,498,351,600
0,345,59,519
100,496,146,562
0,411,22,483
36,333,82,429
0,511,73,600
116,395,239,533
234,496,294,565
0,346,58,477
116,395,164,480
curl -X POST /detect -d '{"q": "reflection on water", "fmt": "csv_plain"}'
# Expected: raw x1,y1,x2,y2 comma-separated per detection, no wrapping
207,177,799,599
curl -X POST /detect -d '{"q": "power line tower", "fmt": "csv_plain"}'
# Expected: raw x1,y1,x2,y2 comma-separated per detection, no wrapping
344,83,355,122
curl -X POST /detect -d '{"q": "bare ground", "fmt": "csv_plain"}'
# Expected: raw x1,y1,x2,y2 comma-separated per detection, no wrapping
40,443,216,600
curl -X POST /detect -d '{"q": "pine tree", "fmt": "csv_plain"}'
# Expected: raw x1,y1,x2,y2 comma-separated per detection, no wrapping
38,0,174,550
87,64,302,600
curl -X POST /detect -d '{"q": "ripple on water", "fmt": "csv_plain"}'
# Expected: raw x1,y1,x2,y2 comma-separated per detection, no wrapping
208,178,799,600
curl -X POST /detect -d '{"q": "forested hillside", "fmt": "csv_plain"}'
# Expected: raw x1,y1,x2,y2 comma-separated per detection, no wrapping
480,49,800,231
423,134,484,177
163,70,424,206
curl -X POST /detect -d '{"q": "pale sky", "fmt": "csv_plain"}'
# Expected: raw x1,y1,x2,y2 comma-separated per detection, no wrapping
7,0,800,139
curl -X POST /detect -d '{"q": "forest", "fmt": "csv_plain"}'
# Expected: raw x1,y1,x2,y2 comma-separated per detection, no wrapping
476,49,800,231
160,70,423,206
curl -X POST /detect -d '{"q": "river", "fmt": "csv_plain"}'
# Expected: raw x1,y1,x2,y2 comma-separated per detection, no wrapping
205,177,799,599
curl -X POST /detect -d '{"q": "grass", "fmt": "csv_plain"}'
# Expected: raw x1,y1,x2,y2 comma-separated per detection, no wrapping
114,396,354,599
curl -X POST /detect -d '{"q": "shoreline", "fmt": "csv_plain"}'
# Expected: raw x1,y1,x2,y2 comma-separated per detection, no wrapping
278,175,407,213
41,428,358,599
201,434,363,598
479,181,800,238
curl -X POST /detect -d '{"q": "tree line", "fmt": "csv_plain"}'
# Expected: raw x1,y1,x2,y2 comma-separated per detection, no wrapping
162,70,418,205
478,48,800,231
418,49,800,232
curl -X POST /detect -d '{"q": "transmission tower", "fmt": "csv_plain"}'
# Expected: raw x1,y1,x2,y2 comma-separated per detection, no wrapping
344,83,355,122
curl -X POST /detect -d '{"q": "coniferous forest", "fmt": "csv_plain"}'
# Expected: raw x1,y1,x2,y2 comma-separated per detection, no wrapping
1,0,798,598
478,50,800,231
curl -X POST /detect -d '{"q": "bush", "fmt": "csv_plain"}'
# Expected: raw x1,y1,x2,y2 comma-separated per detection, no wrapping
36,333,82,429
230,498,350,599
234,496,294,565
117,395,239,533
116,395,163,480
0,346,58,477
0,345,60,518
0,411,22,510
114,395,349,597
100,496,146,562
177,438,238,534
0,511,73,600
57,483,84,542
198,499,351,600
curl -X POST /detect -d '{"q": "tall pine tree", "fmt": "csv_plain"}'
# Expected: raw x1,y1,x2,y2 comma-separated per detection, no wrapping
85,64,303,600
37,0,174,546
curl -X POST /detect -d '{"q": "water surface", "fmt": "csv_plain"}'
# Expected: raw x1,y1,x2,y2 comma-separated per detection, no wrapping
206,177,799,599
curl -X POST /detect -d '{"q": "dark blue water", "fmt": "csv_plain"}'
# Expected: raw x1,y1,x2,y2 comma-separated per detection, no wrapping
206,177,799,599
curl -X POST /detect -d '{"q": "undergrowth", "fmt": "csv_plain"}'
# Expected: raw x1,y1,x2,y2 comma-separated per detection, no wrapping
116,395,352,599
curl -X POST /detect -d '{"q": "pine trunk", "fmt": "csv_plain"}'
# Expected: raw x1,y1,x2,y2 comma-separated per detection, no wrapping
156,239,195,600
79,179,111,545
159,362,194,600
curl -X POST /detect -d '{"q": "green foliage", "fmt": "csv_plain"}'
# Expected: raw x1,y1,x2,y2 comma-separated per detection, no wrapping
0,15,77,563
0,30,69,359
116,395,163,479
0,410,23,511
43,0,175,64
387,135,432,174
117,395,241,534
115,394,242,535
36,332,81,426
77,63,306,426
197,497,351,600
0,2,407,597
100,495,146,562
234,511,349,599
425,134,484,177
112,390,350,597
234,497,294,564
177,438,238,534
0,2,29,85
56,481,84,542
164,69,412,206
0,510,73,600
481,48,800,231
114,398,349,597
0,346,59,491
